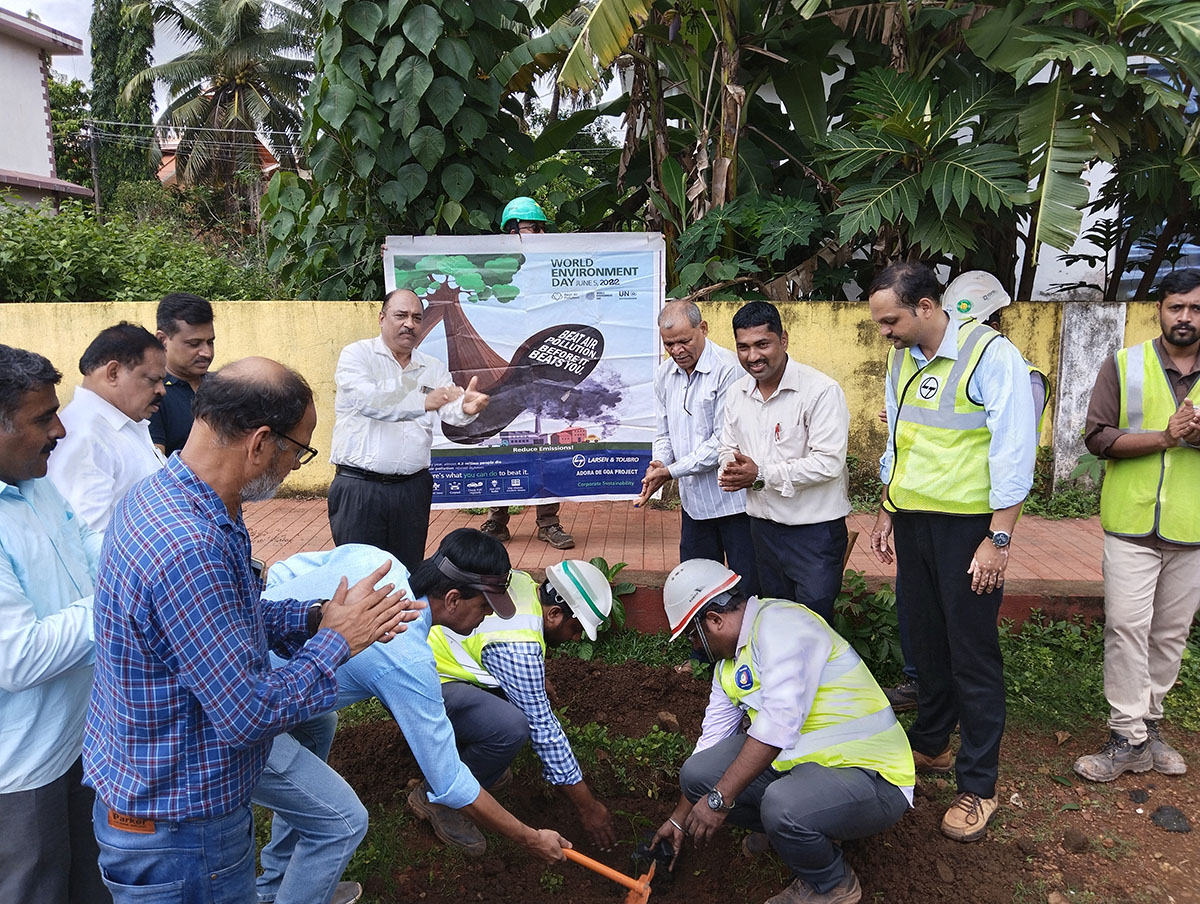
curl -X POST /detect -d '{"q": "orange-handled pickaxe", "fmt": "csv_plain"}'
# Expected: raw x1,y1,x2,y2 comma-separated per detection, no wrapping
564,847,657,904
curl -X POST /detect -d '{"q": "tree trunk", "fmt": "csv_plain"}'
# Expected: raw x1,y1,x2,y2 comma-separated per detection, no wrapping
1134,212,1186,301
1017,211,1040,301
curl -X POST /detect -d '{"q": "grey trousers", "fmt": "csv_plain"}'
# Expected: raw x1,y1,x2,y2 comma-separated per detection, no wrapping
441,681,531,788
680,735,908,893
0,756,110,903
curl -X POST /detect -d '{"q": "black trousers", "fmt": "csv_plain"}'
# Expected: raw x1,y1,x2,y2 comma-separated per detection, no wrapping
327,468,434,572
680,510,760,598
0,757,109,903
750,516,848,622
892,511,1005,798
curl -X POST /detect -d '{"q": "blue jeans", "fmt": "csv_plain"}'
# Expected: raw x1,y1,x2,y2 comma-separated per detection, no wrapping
92,798,254,904
252,712,367,904
680,735,908,893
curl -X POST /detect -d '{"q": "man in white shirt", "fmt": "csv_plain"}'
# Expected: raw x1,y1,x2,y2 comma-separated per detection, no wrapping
718,301,852,622
329,289,490,570
48,324,167,531
637,300,758,594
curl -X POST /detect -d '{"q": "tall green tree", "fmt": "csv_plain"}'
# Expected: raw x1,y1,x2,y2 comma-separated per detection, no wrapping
126,0,313,219
263,0,597,299
90,0,155,205
47,72,94,191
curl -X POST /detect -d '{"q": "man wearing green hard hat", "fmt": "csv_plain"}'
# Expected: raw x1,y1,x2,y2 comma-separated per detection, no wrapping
478,196,576,549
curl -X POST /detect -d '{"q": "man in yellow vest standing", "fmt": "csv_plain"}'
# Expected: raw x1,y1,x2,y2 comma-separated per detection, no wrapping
1074,269,1200,782
651,559,913,904
867,261,1035,843
427,559,617,850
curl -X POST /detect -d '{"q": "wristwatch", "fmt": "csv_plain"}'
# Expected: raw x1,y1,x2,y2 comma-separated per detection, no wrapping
707,788,733,811
750,471,765,492
986,529,1011,549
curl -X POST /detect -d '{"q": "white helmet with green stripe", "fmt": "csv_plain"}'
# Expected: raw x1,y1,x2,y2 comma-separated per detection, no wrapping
545,560,612,641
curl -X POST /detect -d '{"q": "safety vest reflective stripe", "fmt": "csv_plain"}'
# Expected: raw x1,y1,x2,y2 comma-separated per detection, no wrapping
1100,341,1200,544
886,318,999,514
429,571,545,686
717,600,915,788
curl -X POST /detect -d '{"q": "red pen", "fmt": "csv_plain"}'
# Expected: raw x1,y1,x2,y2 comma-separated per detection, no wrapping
774,423,781,442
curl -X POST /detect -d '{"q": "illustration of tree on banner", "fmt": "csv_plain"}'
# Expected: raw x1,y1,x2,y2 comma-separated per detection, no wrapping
391,251,605,445
396,253,525,388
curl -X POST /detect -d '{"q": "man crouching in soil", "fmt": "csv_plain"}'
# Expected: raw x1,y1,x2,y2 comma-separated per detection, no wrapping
652,560,914,904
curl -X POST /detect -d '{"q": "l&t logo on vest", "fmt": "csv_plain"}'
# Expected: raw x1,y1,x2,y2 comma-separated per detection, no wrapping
735,664,754,690
918,375,941,400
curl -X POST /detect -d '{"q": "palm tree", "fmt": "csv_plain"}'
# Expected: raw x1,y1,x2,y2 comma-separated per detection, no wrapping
125,0,314,218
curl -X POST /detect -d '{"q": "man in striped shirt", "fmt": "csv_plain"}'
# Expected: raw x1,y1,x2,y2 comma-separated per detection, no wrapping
638,300,758,595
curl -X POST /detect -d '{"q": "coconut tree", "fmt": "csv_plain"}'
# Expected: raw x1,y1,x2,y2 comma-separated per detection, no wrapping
124,0,314,219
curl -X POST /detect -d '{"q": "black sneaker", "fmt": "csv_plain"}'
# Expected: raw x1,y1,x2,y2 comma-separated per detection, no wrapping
479,518,511,542
884,679,919,712
537,524,575,549
1073,731,1154,782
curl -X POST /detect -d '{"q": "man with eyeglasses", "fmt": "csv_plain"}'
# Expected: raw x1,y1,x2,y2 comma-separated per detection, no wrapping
330,288,489,572
254,530,570,899
637,299,758,599
84,358,422,904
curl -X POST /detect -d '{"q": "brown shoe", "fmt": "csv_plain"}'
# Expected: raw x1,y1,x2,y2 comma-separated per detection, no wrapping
537,524,575,549
764,866,862,904
407,783,486,856
912,744,953,773
940,792,998,842
479,518,511,542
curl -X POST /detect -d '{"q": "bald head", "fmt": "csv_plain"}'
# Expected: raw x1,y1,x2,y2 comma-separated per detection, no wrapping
192,356,313,442
658,300,708,373
382,288,422,313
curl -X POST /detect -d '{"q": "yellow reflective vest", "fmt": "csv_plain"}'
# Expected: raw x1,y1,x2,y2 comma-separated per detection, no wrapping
717,599,915,788
885,318,1000,515
428,571,544,687
1099,340,1200,544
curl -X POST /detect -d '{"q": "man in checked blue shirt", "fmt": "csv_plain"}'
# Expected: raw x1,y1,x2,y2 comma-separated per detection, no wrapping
84,358,420,904
427,557,618,851
0,345,110,904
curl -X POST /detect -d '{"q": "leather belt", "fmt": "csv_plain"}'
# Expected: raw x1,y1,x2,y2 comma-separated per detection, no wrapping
335,464,425,485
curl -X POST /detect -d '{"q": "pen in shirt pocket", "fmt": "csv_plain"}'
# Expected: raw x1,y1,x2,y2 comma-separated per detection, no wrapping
774,423,781,443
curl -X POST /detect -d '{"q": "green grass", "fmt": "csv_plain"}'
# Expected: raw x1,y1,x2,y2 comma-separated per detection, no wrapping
554,628,692,668
1021,486,1101,519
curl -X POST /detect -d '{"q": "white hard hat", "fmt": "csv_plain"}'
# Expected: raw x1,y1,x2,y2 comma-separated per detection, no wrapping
662,559,742,641
545,560,612,641
943,271,1011,322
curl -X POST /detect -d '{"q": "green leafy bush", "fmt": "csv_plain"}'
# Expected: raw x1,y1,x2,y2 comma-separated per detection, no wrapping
0,197,278,302
832,570,904,686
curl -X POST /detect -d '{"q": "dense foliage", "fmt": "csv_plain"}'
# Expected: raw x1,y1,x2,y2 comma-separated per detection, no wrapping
261,0,599,299
0,198,277,302
47,72,94,192
89,0,155,203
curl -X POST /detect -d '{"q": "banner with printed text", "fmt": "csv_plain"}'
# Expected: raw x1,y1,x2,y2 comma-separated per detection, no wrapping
382,233,664,507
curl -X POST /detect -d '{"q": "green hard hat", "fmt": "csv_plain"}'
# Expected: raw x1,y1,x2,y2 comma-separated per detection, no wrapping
500,196,548,231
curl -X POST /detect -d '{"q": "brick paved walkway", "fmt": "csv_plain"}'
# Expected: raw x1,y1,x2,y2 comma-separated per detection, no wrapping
244,497,1104,587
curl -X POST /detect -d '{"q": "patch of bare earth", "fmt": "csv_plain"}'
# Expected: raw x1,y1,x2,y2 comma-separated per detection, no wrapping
326,659,1198,904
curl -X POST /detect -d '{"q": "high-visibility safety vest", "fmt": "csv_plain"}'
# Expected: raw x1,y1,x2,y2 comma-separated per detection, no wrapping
1100,340,1200,544
885,318,1001,515
717,600,915,788
428,570,545,687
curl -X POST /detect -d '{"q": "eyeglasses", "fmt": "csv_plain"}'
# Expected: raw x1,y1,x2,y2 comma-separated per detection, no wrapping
275,431,318,465
518,222,547,234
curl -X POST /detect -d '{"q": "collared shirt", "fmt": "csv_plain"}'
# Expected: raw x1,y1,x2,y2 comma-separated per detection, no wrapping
1084,336,1200,550
879,316,1036,511
0,477,101,794
330,337,477,475
480,642,583,786
48,386,167,531
718,358,851,525
695,597,914,804
653,339,747,520
83,455,347,820
263,545,481,810
147,373,196,455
